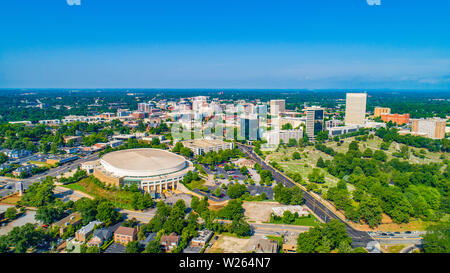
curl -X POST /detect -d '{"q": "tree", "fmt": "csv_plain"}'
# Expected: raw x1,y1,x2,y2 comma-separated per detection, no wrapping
308,168,325,183
144,240,162,253
74,198,98,225
126,241,142,253
292,151,301,160
281,123,293,130
214,187,221,197
230,219,252,237
373,150,387,162
5,207,18,221
297,220,351,253
217,199,244,220
322,220,351,250
358,197,383,228
316,157,326,168
287,138,298,147
422,222,450,253
35,206,63,225
274,183,304,205
316,131,329,142
86,246,100,253
96,201,121,226
362,148,373,158
131,192,154,210
282,211,295,224
0,153,8,164
19,179,55,207
348,141,359,152
297,226,323,253
338,241,353,253
227,183,247,199
239,166,248,175
290,187,304,205
1,223,49,253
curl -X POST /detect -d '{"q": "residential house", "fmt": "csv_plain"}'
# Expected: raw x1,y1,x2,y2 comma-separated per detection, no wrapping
160,232,180,252
12,164,35,177
190,229,213,248
75,220,102,242
87,228,113,247
139,232,157,248
114,226,138,245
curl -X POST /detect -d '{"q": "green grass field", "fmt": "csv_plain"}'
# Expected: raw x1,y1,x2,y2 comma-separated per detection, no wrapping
264,135,447,194
268,214,321,227
265,146,349,192
62,177,136,209
184,179,206,190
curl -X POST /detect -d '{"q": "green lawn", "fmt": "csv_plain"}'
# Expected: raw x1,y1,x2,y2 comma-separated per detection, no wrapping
184,179,206,190
62,177,136,209
327,135,446,165
265,146,349,192
267,214,321,227
28,161,52,168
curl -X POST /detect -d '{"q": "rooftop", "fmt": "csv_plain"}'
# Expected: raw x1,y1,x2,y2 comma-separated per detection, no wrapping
114,226,137,237
77,220,102,236
100,148,189,177
182,139,231,149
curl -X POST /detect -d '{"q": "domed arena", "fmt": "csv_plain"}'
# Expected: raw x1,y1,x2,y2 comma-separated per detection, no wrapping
92,148,194,193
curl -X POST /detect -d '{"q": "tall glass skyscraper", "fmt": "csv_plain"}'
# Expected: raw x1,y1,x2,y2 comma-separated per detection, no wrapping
306,106,324,141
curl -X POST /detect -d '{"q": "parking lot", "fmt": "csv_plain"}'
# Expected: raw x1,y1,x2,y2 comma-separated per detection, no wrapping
195,163,274,201
0,209,39,236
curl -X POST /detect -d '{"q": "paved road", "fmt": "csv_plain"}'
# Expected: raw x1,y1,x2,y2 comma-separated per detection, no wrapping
0,153,99,197
374,238,423,245
236,143,373,248
119,209,156,223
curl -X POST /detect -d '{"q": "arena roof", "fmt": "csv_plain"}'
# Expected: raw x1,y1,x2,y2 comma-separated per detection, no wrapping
100,148,189,177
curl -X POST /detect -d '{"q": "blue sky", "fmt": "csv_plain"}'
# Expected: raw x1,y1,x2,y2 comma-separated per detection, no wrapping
0,0,449,89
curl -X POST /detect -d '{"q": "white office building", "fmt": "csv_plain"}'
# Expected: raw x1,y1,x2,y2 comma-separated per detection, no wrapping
345,93,367,125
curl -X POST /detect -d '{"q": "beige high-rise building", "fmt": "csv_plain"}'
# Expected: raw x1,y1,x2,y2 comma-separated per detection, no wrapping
270,100,286,117
411,118,446,139
345,93,367,125
374,107,391,117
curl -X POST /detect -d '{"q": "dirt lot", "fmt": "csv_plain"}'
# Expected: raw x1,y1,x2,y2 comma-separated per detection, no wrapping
0,193,21,205
350,214,431,232
243,201,289,223
207,235,263,253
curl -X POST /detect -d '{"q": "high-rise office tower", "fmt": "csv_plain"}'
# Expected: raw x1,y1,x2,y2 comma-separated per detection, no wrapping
270,100,286,117
306,106,324,141
240,114,259,140
411,118,446,139
345,93,367,125
138,102,153,113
